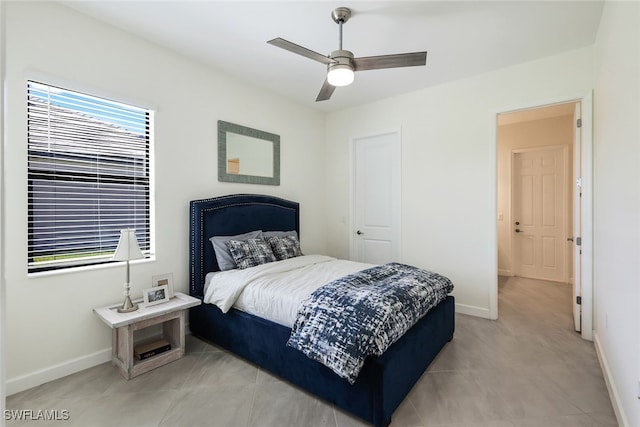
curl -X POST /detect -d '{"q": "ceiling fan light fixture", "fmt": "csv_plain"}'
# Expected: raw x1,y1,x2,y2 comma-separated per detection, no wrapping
327,49,355,87
327,64,354,87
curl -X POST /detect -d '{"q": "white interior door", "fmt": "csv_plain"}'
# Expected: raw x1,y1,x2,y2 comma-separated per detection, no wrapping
512,146,568,282
572,103,582,332
352,131,401,264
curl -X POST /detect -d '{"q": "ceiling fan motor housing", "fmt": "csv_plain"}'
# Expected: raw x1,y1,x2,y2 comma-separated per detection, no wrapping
328,50,354,70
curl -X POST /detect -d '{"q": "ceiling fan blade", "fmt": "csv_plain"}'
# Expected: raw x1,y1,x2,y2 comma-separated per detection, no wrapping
353,52,427,71
316,78,336,102
267,38,335,65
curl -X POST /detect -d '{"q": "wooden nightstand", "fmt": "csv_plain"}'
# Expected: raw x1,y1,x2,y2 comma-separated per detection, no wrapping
94,292,201,379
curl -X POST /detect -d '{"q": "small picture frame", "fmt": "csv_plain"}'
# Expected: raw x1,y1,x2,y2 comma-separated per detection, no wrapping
143,285,170,307
152,273,174,298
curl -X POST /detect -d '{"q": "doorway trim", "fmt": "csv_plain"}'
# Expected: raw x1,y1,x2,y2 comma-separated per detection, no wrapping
491,92,593,341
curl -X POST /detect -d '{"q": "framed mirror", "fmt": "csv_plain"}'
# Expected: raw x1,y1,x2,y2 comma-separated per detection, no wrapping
218,120,280,185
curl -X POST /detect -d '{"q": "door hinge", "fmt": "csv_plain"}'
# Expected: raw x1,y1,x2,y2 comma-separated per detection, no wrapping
577,118,582,128
576,237,582,246
576,296,582,305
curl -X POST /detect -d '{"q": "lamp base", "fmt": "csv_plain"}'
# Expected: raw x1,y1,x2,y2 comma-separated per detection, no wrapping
117,295,139,313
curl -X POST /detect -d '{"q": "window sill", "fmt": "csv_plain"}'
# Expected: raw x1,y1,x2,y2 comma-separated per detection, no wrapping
28,256,156,279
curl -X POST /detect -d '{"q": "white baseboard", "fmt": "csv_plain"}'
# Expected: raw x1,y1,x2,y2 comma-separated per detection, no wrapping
6,348,111,396
6,325,194,396
455,302,492,319
593,332,628,427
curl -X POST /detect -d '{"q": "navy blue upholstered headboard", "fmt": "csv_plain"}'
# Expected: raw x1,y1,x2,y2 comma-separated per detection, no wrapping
189,194,300,297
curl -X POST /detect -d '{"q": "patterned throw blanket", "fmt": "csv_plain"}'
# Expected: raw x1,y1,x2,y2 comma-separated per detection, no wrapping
287,263,454,384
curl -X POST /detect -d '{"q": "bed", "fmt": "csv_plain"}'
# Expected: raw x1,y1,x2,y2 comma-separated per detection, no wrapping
189,194,455,427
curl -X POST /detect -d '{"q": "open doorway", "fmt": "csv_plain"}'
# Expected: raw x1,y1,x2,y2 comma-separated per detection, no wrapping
496,100,588,336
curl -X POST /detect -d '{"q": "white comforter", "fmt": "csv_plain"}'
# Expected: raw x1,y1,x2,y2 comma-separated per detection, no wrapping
203,255,373,327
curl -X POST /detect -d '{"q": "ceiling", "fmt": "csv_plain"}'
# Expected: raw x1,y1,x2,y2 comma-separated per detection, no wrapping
60,1,604,113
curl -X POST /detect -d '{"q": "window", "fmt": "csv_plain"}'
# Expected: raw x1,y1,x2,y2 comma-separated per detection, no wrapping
27,81,153,273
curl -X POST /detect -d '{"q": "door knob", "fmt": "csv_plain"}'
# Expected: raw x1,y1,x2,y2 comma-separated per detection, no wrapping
515,229,522,233
515,221,520,225
356,230,364,235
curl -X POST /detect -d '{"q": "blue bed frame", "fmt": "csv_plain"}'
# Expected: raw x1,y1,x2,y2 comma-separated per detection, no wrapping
189,194,455,427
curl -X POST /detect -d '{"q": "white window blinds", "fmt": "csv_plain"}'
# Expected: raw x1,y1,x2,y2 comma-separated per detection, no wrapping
27,81,152,272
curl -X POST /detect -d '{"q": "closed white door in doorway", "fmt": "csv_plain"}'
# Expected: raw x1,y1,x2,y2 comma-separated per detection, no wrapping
512,146,568,282
352,131,401,264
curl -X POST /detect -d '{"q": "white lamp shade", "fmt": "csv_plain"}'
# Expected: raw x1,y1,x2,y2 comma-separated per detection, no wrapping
327,66,354,87
112,229,145,261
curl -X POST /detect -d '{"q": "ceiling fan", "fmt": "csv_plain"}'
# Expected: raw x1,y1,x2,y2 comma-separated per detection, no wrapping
267,7,427,102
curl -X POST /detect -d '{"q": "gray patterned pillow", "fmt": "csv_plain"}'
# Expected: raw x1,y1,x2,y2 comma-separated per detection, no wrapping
265,235,303,261
226,238,277,269
210,230,262,271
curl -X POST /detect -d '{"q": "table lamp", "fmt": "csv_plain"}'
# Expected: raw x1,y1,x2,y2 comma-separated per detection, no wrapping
113,229,145,313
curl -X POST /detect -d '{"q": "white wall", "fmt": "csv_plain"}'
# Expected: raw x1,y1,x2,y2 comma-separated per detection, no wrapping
3,1,326,394
592,1,640,426
325,47,593,319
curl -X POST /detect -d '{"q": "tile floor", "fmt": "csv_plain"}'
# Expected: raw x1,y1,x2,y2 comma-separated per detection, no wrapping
7,276,618,426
